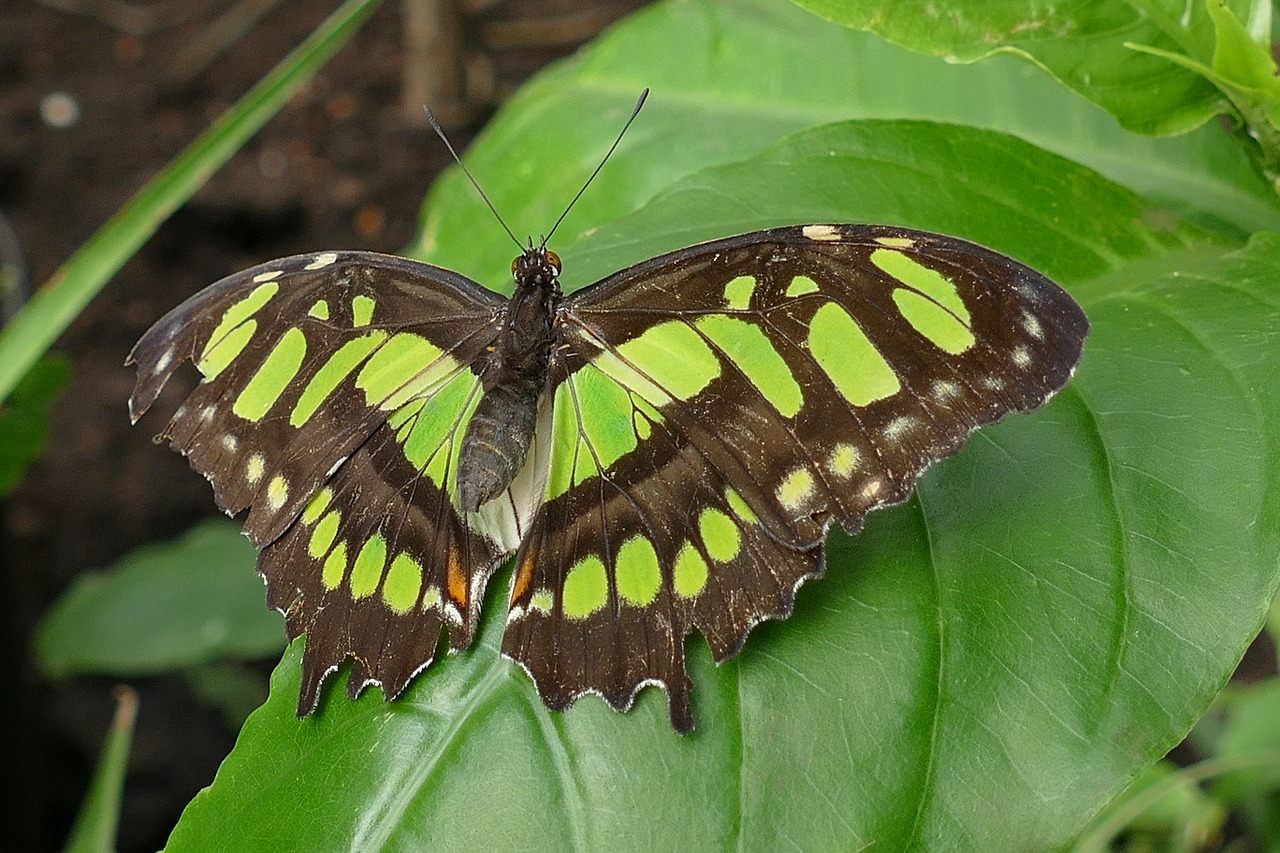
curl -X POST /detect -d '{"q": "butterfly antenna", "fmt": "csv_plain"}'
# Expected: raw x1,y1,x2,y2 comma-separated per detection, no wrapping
422,104,524,252
542,88,649,248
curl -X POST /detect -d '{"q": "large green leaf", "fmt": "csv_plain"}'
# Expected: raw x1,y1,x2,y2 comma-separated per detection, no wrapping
160,113,1278,851
417,0,1275,294
791,0,1265,136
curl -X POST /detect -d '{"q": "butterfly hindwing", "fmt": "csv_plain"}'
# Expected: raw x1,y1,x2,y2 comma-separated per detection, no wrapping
128,251,516,711
502,224,1087,731
504,356,824,731
263,409,504,712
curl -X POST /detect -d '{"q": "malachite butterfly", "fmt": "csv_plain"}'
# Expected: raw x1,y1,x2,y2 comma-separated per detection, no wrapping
129,116,1088,734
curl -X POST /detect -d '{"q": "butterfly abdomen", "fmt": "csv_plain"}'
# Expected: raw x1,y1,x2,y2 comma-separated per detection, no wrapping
457,377,543,512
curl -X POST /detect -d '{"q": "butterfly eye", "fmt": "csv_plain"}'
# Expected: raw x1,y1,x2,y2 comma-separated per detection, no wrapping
545,250,561,275
511,257,520,277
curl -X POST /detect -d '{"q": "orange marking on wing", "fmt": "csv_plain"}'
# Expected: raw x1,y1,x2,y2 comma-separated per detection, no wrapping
511,548,537,605
446,542,467,608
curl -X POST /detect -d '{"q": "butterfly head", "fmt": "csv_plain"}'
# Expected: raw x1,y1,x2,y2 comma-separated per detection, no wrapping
512,246,562,292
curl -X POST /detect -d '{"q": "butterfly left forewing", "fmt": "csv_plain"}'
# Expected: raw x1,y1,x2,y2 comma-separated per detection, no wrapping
505,224,1087,730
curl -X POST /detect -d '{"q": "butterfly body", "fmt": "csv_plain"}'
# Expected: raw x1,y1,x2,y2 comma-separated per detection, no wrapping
457,247,562,512
129,224,1088,733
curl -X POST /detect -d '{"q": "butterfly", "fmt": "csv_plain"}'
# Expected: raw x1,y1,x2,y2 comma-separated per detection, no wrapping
128,221,1087,733
128,98,1088,734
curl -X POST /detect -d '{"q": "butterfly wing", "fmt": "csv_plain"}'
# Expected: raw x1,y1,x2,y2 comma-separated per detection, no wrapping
129,250,513,713
503,224,1089,732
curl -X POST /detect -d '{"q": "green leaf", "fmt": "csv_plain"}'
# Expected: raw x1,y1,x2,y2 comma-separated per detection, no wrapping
1127,0,1280,189
789,0,1251,135
160,117,1279,851
1207,0,1280,102
417,0,1277,284
563,120,1210,290
35,521,285,678
0,354,70,498
0,0,382,406
63,688,138,853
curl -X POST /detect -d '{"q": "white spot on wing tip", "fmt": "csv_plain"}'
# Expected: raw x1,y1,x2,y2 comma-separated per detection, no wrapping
305,252,339,270
154,348,174,374
802,224,840,242
252,269,284,283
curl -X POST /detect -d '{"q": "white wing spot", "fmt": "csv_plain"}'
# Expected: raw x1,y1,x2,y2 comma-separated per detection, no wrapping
1022,311,1044,340
245,453,266,485
443,602,463,625
326,455,348,477
200,405,217,423
861,478,883,499
154,348,174,374
305,252,339,270
266,475,289,511
981,375,1006,392
252,269,284,283
1016,281,1041,302
1012,346,1032,368
882,415,916,442
529,589,553,614
221,434,238,453
931,380,960,402
802,224,840,242
421,586,442,612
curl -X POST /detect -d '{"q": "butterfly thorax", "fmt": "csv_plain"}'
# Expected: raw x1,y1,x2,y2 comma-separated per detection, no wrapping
455,246,563,513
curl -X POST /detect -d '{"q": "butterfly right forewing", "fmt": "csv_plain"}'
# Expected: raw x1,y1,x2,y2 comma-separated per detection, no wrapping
128,250,519,712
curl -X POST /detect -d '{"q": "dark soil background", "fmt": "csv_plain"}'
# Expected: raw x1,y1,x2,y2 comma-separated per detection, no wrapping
0,1,645,849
